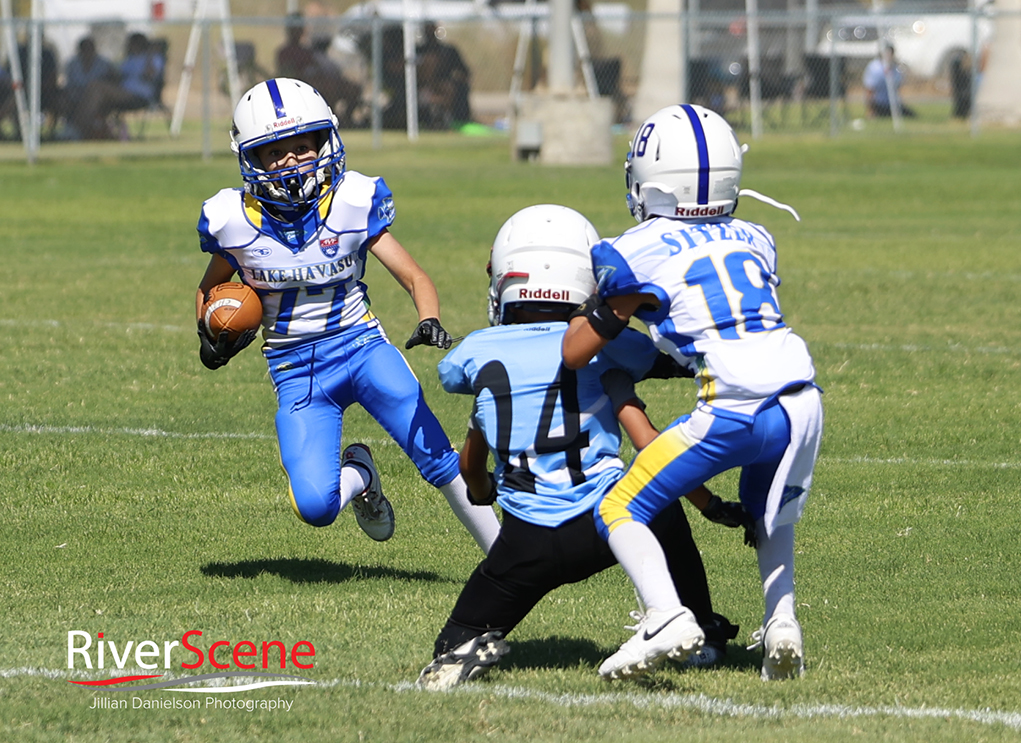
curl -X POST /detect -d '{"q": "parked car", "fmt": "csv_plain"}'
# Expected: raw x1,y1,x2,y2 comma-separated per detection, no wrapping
817,1,993,79
340,0,631,36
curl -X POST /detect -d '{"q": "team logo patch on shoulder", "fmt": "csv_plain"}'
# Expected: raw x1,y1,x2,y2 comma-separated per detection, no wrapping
595,264,617,288
377,196,395,224
320,236,339,258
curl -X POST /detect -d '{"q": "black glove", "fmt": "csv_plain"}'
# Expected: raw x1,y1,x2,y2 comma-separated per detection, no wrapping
198,325,257,370
467,473,498,506
405,318,453,350
642,353,695,380
702,494,759,549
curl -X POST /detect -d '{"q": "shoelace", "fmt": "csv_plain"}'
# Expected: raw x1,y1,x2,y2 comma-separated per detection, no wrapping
346,460,380,512
623,609,646,634
747,627,765,651
355,497,380,518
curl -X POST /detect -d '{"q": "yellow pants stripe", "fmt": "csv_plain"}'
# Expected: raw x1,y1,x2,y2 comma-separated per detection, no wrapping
281,459,308,524
598,424,695,534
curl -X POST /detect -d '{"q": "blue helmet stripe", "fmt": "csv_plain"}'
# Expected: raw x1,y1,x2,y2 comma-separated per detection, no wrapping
266,79,286,119
680,104,710,204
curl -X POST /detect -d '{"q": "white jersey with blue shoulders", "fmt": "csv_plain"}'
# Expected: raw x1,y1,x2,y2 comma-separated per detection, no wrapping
197,171,395,349
593,215,816,420
438,323,660,528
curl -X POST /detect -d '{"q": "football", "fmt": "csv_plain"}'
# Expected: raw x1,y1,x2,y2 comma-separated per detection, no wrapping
201,282,262,343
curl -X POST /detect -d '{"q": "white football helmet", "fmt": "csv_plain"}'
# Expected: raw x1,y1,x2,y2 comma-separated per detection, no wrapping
625,104,743,222
487,205,600,326
230,78,346,213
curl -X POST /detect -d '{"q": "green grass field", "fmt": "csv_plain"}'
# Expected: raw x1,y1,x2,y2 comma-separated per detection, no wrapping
1,131,1020,742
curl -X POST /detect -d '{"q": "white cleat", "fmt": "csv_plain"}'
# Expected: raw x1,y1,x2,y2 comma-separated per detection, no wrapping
749,614,805,680
416,632,510,691
343,443,394,542
599,607,705,680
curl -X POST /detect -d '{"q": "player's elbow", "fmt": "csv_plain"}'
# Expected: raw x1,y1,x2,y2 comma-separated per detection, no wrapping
562,346,588,370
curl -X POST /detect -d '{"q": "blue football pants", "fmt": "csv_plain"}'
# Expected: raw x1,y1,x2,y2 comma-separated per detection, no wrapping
265,325,460,527
596,401,791,539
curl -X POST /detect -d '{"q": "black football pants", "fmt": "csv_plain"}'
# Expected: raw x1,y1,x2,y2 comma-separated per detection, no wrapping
433,500,731,657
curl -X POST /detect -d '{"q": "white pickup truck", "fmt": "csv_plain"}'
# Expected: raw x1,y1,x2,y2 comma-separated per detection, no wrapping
818,2,993,78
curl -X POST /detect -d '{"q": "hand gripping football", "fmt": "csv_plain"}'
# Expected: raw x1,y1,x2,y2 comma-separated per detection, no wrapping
201,283,262,343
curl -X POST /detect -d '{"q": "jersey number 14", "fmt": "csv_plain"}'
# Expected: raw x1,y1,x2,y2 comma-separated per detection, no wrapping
473,361,591,492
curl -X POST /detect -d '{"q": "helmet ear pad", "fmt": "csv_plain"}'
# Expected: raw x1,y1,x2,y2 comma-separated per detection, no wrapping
625,154,645,221
486,281,500,327
629,180,646,221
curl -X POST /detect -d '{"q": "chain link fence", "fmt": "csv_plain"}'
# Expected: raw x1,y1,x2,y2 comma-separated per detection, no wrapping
0,2,1005,160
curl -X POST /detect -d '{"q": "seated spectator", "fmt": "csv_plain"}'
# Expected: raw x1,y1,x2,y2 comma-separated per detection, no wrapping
276,13,318,81
70,32,164,140
416,22,471,129
309,36,364,128
863,42,916,119
61,36,116,140
0,65,14,139
376,26,408,130
0,39,60,139
276,13,363,128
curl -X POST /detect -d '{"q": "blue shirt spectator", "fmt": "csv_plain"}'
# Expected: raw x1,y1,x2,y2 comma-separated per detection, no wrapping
863,43,916,118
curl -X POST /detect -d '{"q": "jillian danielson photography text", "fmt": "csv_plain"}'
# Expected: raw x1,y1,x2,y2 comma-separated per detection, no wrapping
90,696,295,712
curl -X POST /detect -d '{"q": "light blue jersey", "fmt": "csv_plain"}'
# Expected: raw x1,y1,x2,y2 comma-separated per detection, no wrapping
439,324,660,527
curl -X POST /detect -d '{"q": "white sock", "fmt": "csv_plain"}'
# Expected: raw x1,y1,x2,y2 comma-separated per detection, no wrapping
338,463,369,512
607,521,682,613
757,520,796,624
438,475,501,555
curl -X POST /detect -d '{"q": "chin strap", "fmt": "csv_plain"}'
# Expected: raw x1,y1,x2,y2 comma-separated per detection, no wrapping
738,188,801,222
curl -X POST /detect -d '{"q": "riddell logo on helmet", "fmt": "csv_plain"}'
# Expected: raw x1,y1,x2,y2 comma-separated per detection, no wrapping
272,117,297,129
518,288,569,300
675,205,726,217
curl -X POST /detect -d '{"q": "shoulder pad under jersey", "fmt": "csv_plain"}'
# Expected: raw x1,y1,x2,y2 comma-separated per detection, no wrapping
325,172,394,238
201,188,258,249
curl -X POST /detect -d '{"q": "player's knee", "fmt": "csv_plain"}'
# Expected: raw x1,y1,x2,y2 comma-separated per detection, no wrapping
596,497,634,537
288,486,340,527
415,448,460,488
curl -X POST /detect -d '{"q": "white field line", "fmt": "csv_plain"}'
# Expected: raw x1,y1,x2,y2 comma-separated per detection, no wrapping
1,318,1019,358
0,319,189,333
4,666,1019,731
826,341,1019,356
823,456,1021,469
394,680,1021,732
785,269,1021,284
168,680,316,693
2,424,1019,470
0,423,276,440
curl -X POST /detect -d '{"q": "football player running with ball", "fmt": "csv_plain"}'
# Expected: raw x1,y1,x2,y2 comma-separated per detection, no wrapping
194,78,500,553
562,105,824,681
417,205,748,691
